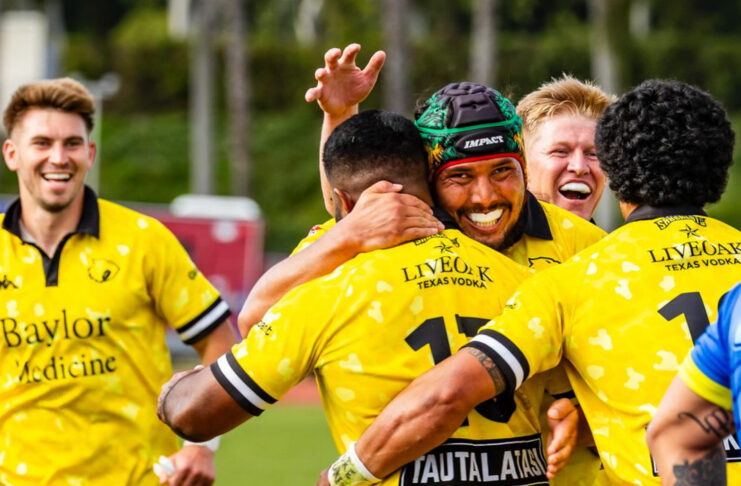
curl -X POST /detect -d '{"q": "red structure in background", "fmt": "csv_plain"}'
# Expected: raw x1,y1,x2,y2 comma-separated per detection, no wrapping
137,200,264,317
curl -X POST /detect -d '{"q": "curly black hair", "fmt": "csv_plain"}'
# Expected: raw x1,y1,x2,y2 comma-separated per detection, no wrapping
595,79,734,207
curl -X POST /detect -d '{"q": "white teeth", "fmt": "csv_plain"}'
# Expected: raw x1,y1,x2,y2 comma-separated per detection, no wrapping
43,174,71,181
468,208,503,225
559,182,591,194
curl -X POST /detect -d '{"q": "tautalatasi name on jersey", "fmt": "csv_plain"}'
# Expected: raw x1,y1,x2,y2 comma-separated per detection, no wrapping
399,435,548,486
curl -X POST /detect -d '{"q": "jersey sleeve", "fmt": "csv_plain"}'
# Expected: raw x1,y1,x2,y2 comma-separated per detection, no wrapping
678,284,741,410
545,365,577,403
290,219,336,256
465,270,566,397
145,218,231,344
210,280,336,415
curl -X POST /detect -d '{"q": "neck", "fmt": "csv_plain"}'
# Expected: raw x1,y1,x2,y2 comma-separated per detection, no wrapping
19,192,84,256
619,201,639,220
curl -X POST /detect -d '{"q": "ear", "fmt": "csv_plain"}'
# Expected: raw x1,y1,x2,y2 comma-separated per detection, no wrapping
87,139,97,169
3,139,18,172
332,188,355,217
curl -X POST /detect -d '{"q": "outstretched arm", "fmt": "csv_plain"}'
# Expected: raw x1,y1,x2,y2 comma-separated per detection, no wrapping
305,43,386,213
158,366,253,442
237,181,442,336
646,376,733,486
155,322,237,485
315,348,500,486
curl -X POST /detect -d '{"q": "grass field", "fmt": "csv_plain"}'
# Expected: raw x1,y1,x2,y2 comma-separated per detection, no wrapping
214,403,337,484
171,356,336,484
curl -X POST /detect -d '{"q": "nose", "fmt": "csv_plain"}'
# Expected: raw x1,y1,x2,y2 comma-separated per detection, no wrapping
469,174,499,207
48,142,69,165
567,151,589,176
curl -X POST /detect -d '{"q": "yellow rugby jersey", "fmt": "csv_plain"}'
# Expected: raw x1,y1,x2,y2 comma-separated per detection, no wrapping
467,206,741,486
290,218,335,255
0,187,230,486
502,193,606,486
502,193,606,270
213,229,564,485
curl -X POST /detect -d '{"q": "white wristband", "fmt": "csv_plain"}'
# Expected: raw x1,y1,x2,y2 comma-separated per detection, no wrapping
183,436,221,452
328,442,380,486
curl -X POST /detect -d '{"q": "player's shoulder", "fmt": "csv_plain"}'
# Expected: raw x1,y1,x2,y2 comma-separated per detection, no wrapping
443,229,531,274
539,200,607,242
96,198,170,237
291,218,336,255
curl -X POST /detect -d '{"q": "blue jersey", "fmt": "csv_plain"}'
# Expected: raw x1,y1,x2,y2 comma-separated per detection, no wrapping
681,281,741,433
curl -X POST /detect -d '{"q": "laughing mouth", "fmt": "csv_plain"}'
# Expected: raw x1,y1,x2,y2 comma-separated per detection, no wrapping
559,182,591,200
42,173,72,182
467,208,504,228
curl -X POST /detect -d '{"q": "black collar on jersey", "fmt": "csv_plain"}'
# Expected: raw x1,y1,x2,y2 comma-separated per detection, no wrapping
521,191,553,240
625,204,707,224
430,191,553,240
1,185,100,287
432,206,460,230
2,185,100,239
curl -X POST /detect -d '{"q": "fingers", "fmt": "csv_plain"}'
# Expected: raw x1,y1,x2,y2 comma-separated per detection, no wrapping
361,180,403,195
363,51,386,78
339,43,361,65
324,47,342,70
547,397,575,421
315,468,331,486
546,445,573,479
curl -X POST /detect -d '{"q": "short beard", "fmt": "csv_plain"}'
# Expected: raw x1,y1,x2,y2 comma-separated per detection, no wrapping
39,199,74,213
493,208,526,251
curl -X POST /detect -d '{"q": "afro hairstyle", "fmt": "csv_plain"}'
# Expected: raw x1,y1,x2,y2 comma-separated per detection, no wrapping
595,79,734,207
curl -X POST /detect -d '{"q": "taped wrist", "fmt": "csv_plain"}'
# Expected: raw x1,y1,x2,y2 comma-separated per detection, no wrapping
328,442,380,486
183,435,221,452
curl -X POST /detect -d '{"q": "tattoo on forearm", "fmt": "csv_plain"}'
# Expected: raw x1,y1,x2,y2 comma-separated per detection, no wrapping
465,348,505,393
672,446,726,486
678,407,734,438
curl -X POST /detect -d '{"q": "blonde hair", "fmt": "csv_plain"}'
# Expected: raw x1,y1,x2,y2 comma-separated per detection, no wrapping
3,77,95,136
516,75,616,135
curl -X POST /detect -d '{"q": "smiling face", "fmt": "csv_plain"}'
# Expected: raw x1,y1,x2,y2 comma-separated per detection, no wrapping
3,108,95,214
434,156,526,250
524,114,605,220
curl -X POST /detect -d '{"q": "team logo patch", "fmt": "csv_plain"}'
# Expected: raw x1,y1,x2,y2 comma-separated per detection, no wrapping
678,224,700,239
88,259,120,283
654,215,707,230
0,274,18,290
526,256,560,270
307,224,323,236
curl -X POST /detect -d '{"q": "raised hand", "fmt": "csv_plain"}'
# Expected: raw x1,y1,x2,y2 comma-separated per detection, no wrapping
305,43,386,118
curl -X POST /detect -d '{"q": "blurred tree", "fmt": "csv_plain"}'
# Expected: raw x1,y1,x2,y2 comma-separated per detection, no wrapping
469,0,497,86
382,0,410,114
222,0,251,197
189,0,217,194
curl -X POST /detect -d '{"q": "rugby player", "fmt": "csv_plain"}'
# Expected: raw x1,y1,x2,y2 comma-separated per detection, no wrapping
0,78,236,485
314,80,741,486
157,110,580,485
647,280,741,485
517,75,615,221
517,74,615,486
238,45,606,335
